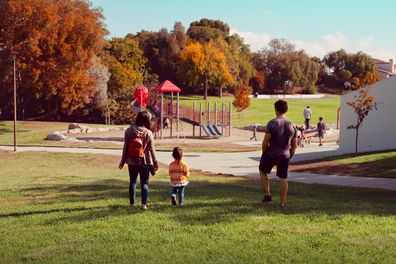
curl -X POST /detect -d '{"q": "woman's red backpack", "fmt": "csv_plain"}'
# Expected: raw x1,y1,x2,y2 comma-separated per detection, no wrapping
128,131,147,158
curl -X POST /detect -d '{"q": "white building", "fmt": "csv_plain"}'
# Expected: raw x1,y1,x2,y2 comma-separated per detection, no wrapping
374,58,396,79
339,76,396,154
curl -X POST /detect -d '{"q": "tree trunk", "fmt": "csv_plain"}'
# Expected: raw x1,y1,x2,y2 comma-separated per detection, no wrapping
204,74,208,100
219,86,223,98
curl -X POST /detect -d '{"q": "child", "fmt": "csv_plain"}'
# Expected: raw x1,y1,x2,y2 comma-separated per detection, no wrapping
168,147,190,206
317,117,326,146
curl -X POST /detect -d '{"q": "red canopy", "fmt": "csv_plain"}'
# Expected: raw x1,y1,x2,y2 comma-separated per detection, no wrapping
154,80,181,93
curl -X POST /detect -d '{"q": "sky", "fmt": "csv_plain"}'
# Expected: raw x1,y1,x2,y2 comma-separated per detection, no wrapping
90,0,396,61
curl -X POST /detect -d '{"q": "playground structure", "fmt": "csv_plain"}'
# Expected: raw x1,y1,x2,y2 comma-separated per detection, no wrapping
131,80,232,139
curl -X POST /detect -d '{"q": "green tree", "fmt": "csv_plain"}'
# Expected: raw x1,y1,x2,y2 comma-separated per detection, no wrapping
102,37,147,124
187,19,230,43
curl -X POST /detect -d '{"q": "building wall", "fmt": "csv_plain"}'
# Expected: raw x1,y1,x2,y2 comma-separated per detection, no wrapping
339,77,396,154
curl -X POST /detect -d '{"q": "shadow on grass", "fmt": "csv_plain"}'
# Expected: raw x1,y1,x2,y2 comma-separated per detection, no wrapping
2,177,396,225
291,155,396,178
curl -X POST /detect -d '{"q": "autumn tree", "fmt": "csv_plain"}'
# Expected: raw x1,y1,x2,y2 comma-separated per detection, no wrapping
179,40,234,100
0,0,107,119
233,84,251,118
347,87,378,153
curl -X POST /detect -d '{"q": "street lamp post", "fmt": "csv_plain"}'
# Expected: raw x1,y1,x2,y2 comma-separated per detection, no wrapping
12,52,17,152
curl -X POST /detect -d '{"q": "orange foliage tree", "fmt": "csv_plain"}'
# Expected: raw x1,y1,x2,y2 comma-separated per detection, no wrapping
0,0,107,119
347,88,378,153
179,40,234,100
233,84,251,118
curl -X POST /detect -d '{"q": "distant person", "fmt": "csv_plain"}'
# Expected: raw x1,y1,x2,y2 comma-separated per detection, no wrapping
119,111,159,210
317,117,326,146
250,123,258,141
169,147,190,206
303,106,312,129
259,100,297,208
296,126,305,147
163,117,170,129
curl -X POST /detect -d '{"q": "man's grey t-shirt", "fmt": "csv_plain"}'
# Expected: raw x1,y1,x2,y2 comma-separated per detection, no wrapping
265,117,296,159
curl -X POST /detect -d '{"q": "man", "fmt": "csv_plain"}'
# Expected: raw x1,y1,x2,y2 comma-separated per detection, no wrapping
250,123,258,141
259,100,297,208
303,106,312,129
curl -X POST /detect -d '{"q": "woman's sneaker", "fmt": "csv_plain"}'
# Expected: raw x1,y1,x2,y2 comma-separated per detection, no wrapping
171,195,177,206
262,195,273,203
141,204,148,210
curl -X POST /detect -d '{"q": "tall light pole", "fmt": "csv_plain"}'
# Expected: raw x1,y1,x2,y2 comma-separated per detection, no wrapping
12,52,17,152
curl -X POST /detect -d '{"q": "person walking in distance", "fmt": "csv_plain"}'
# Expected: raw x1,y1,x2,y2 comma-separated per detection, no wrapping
317,117,326,146
259,100,297,208
303,106,312,129
250,123,258,141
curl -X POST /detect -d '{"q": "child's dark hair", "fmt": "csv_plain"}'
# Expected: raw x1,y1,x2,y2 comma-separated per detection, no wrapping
172,147,183,160
319,117,323,121
274,100,288,114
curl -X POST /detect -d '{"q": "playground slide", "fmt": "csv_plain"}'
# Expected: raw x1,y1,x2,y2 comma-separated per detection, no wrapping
180,117,199,126
209,124,222,136
201,124,217,137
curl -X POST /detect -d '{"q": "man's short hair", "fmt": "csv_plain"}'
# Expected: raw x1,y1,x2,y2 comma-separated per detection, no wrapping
274,100,288,114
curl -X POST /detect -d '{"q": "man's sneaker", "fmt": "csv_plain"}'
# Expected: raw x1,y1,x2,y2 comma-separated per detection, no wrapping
171,195,177,206
262,195,273,203
141,204,148,210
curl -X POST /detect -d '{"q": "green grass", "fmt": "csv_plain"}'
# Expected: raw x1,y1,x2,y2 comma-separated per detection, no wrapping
0,121,124,148
179,95,340,127
292,150,396,178
1,150,395,263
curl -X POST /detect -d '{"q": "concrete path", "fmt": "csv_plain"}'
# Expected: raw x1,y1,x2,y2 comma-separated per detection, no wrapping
1,145,396,191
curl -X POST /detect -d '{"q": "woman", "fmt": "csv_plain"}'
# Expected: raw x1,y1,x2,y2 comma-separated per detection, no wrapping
119,111,158,210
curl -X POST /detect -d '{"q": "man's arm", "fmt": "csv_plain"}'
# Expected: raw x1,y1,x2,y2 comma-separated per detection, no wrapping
262,133,271,153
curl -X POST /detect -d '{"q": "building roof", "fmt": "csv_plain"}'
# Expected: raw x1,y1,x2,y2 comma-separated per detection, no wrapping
155,80,181,93
373,58,388,64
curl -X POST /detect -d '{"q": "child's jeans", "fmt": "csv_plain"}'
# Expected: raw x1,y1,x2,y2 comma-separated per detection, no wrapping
171,186,185,205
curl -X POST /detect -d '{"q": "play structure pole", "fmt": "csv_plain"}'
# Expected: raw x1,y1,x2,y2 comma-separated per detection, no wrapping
160,93,164,139
221,102,225,135
207,101,210,124
229,102,232,136
199,102,202,138
170,92,173,138
176,92,179,140
192,101,196,137
215,102,218,125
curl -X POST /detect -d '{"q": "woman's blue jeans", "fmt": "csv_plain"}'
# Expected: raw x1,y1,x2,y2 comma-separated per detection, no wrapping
128,165,149,205
172,186,185,205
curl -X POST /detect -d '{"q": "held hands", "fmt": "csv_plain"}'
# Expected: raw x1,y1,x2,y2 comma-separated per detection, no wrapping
153,161,159,171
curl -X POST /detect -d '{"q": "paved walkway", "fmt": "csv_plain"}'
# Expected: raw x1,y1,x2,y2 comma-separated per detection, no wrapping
1,145,396,191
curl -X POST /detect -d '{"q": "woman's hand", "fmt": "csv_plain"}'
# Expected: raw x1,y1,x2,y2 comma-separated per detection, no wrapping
119,162,124,170
153,160,159,171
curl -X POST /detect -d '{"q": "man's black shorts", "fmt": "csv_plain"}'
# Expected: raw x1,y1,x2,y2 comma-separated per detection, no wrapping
259,153,290,179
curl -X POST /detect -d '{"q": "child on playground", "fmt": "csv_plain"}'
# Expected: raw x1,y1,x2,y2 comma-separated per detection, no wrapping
317,117,326,146
169,147,190,206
